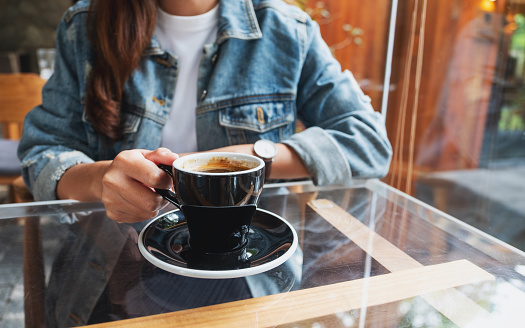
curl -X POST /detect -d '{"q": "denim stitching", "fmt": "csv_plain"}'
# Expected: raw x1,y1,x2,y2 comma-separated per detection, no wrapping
197,93,295,114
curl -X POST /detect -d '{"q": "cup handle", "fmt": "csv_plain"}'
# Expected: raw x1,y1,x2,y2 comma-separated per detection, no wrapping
155,164,182,210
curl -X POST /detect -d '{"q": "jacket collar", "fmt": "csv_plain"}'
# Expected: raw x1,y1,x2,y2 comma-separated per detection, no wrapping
145,0,261,56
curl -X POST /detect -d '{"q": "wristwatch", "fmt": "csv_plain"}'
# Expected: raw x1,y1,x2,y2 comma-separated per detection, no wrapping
254,139,278,181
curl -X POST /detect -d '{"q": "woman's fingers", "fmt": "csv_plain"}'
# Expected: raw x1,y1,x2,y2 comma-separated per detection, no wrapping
112,148,176,189
143,147,179,165
102,173,167,222
102,148,178,223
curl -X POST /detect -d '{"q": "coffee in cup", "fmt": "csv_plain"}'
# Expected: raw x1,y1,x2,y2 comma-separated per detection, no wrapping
186,157,254,173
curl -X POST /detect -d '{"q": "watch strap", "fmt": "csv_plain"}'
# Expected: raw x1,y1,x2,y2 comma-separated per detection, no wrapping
262,157,273,182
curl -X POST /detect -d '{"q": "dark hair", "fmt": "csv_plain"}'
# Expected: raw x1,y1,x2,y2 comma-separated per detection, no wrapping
85,0,157,140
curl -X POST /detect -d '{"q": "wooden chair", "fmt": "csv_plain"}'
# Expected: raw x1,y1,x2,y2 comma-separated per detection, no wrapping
0,73,45,327
0,73,45,203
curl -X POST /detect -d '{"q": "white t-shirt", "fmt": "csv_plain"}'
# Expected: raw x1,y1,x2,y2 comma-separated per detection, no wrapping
155,5,219,153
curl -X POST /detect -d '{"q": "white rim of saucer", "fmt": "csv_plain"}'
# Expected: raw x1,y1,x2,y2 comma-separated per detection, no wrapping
173,152,265,176
137,208,298,279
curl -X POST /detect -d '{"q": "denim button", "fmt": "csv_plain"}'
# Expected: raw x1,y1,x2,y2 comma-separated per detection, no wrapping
200,89,208,100
211,53,218,66
156,57,173,68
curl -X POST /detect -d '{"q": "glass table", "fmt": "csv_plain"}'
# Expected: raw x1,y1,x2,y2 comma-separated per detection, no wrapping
1,179,524,327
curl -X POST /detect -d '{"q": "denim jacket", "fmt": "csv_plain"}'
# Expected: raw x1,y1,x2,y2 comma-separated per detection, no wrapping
18,0,392,201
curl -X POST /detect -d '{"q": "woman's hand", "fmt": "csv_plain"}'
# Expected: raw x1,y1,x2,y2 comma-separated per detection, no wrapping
101,148,179,223
57,148,179,223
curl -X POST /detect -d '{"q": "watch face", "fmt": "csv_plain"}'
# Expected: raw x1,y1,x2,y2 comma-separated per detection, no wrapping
254,140,277,159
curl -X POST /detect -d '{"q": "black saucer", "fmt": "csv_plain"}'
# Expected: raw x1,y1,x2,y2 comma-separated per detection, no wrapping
138,208,298,279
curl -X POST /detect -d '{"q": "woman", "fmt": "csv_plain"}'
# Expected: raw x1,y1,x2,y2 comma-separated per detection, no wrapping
18,0,392,223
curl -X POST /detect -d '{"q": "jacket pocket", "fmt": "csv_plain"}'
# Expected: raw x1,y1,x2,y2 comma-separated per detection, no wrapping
81,103,143,158
219,101,295,144
82,103,142,133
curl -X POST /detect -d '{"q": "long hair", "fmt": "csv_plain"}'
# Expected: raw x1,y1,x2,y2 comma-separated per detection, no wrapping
85,0,157,140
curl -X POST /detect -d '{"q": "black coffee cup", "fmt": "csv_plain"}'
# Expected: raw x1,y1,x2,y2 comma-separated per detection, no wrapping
155,152,265,254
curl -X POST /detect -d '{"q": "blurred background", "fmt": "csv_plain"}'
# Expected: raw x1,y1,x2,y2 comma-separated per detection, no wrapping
0,0,71,73
295,0,525,252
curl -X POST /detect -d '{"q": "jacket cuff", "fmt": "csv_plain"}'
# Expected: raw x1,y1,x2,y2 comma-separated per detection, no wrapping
32,151,94,201
282,126,351,186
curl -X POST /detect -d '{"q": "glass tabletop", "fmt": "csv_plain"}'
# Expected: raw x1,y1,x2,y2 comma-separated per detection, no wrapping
0,179,524,327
